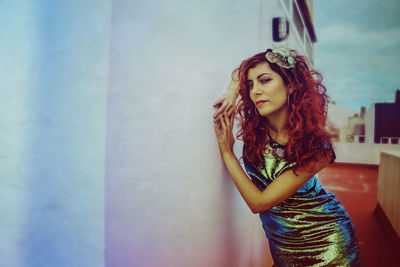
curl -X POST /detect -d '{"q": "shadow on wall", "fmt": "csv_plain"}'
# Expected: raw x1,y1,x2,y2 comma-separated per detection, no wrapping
23,2,106,266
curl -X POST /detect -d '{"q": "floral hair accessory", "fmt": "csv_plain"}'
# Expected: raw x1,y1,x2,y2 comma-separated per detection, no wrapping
265,45,296,69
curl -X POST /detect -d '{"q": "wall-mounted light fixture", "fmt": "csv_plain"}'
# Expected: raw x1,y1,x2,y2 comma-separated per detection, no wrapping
272,17,289,42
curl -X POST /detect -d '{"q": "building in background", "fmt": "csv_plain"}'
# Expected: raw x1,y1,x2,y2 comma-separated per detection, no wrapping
326,103,360,142
366,89,400,144
277,0,316,64
331,90,400,145
339,107,365,143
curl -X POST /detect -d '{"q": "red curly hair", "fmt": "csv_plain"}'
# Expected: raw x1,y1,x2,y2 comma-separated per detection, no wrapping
236,49,333,172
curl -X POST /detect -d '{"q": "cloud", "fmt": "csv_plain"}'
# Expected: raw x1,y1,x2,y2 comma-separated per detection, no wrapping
315,23,400,110
318,24,400,48
314,0,400,110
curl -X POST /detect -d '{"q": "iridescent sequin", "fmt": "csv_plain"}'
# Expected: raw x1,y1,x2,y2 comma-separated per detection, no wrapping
244,139,361,267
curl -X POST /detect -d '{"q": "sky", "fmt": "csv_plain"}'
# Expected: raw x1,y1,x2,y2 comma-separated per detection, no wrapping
314,0,400,111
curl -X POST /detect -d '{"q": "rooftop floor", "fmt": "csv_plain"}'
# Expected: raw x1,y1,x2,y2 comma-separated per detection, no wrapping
318,163,399,267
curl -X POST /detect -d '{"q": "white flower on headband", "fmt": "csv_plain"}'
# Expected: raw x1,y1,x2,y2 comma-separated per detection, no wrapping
272,45,290,57
266,45,296,69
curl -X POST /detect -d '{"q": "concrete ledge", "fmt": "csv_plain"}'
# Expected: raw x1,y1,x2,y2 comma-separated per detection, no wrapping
373,203,400,265
381,150,400,158
377,151,400,237
333,142,400,164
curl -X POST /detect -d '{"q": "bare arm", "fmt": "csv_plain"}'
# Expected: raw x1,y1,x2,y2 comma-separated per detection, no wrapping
223,152,330,213
214,112,331,214
213,69,240,120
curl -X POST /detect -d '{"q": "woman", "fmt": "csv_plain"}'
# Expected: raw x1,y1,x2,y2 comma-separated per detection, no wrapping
213,46,361,267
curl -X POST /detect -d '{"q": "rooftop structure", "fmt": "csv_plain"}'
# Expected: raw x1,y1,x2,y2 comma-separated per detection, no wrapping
366,89,400,144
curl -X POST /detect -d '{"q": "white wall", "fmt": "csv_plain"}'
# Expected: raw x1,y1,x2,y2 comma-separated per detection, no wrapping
104,0,291,266
365,105,375,144
0,0,318,266
333,142,400,164
0,1,110,266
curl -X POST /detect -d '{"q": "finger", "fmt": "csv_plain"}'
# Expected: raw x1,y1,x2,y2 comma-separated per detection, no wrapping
214,122,220,137
219,101,228,112
226,105,235,117
214,119,222,136
223,112,231,129
227,109,234,122
229,112,234,131
213,98,223,107
214,102,227,119
224,113,232,134
214,116,221,127
226,110,234,128
220,115,227,132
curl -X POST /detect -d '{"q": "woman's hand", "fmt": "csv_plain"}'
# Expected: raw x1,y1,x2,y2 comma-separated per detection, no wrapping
213,70,240,122
213,91,237,121
214,112,235,158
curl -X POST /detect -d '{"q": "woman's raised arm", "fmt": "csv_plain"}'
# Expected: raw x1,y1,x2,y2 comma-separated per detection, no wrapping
213,69,240,121
214,112,332,214
253,159,331,213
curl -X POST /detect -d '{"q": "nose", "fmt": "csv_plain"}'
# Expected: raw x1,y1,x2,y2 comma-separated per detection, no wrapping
252,84,263,95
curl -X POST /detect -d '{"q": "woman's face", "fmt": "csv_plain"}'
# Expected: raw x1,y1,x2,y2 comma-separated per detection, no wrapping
247,62,290,118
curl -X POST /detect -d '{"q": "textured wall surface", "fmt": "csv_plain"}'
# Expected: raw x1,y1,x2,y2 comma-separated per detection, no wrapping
0,1,110,266
0,0,317,266
104,1,272,266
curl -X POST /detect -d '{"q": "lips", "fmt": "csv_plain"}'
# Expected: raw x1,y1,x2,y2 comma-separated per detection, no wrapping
256,100,268,108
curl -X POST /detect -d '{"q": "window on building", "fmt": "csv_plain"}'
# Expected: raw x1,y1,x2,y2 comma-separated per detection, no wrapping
293,1,304,41
380,137,389,144
358,136,365,143
390,138,399,144
283,0,291,10
305,36,313,64
346,135,354,142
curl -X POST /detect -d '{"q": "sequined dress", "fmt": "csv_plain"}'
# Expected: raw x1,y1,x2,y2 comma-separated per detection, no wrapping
244,138,361,267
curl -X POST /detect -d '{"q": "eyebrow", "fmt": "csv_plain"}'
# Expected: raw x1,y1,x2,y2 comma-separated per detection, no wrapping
257,73,272,79
247,73,272,82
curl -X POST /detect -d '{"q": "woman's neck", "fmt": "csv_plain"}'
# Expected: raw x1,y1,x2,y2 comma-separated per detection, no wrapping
266,108,290,142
